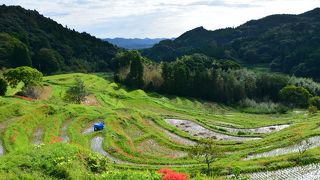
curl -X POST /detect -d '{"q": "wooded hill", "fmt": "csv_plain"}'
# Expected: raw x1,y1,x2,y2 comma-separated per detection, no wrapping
142,8,320,79
0,5,120,74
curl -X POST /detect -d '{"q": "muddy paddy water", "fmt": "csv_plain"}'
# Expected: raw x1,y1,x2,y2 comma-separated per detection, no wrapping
165,119,261,141
246,136,320,160
248,163,320,180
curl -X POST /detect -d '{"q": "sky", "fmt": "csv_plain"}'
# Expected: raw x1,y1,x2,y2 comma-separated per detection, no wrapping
2,0,320,38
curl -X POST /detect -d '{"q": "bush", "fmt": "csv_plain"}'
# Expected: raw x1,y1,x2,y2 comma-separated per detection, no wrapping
279,85,312,108
309,96,320,109
0,78,8,96
239,98,287,114
308,106,317,115
64,78,88,104
4,66,43,88
18,85,42,99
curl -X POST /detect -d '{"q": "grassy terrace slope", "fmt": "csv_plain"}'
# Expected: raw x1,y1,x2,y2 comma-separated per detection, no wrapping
0,73,319,178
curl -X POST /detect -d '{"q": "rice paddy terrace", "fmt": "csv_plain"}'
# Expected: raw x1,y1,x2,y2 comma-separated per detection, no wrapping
0,73,320,179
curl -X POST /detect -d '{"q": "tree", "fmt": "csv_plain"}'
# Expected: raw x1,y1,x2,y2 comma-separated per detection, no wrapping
0,33,31,67
189,140,222,174
113,51,145,88
279,85,312,107
10,44,32,67
0,78,8,96
33,48,63,74
4,66,43,88
64,78,88,104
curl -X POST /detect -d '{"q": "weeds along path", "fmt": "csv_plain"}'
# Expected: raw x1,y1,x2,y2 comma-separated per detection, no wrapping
165,119,261,141
0,117,20,155
245,136,320,160
32,128,44,145
248,163,320,180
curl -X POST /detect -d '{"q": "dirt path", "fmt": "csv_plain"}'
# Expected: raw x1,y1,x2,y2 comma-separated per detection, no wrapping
33,128,44,145
246,136,320,160
218,124,290,134
147,120,196,146
247,163,320,180
90,136,127,164
38,86,52,100
82,95,99,106
165,119,261,141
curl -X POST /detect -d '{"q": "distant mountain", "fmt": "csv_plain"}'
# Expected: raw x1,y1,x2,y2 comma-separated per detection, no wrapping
142,8,320,79
0,5,120,73
104,38,173,50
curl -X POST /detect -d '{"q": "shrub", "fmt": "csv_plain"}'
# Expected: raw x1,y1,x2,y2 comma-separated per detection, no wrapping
308,106,317,115
279,85,312,108
4,66,43,88
158,169,188,180
0,78,8,96
64,78,88,104
309,96,320,109
18,85,42,99
239,98,287,114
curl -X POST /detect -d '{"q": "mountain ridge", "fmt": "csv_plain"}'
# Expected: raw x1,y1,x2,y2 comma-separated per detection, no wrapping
141,8,320,79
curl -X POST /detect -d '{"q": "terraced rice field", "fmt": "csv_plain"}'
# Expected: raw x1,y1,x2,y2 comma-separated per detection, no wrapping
0,73,319,179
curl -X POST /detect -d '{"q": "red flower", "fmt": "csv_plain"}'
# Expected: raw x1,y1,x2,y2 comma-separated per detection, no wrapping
158,168,188,180
49,136,63,144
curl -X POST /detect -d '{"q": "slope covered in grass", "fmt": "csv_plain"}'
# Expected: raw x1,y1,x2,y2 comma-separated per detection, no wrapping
0,73,319,179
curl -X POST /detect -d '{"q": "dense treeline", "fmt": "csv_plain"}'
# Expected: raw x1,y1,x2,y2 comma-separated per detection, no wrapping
142,8,320,79
115,52,320,111
0,5,120,74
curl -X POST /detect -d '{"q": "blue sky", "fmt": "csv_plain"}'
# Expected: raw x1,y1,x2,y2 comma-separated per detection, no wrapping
2,0,320,38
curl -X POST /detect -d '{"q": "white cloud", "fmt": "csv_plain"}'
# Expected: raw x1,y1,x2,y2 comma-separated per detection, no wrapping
2,0,320,38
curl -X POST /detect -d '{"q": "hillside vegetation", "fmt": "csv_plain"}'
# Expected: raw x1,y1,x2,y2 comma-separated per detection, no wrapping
142,8,320,79
0,5,120,74
0,73,320,179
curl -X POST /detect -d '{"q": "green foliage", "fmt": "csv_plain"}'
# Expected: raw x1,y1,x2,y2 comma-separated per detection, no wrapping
308,105,318,115
114,51,145,88
256,73,289,101
142,9,320,79
239,98,288,114
0,5,120,73
101,170,161,180
33,48,64,74
189,140,222,174
4,66,43,88
279,85,312,107
64,78,88,104
0,78,8,95
309,96,320,109
0,33,31,67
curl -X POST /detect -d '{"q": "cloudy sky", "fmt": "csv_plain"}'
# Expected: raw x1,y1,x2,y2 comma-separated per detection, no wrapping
2,0,320,38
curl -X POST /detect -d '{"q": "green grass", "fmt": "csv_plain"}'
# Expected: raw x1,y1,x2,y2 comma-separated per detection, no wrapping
0,73,319,179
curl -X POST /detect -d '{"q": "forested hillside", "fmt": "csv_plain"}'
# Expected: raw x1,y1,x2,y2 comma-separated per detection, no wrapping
142,8,320,79
0,5,120,74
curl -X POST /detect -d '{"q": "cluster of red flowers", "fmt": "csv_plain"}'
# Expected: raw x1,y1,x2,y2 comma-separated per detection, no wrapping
158,168,188,180
49,136,63,144
15,95,33,101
